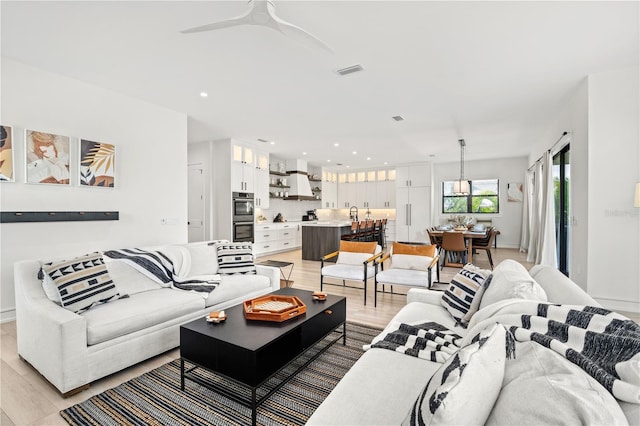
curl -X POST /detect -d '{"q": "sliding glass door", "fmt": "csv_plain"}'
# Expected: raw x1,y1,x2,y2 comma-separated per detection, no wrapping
553,145,570,276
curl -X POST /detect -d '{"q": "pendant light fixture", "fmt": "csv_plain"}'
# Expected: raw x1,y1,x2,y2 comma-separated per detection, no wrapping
453,139,470,195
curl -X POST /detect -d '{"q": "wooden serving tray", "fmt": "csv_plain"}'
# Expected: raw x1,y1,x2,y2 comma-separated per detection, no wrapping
243,295,307,322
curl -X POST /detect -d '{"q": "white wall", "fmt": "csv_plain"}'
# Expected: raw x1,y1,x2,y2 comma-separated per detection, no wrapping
528,79,589,289
0,59,188,321
587,65,640,312
433,156,528,249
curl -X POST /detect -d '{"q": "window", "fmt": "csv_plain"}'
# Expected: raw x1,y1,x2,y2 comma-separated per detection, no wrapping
442,179,499,213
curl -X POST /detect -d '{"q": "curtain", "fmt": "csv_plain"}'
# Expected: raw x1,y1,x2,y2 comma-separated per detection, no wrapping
519,170,532,252
526,152,558,266
538,151,557,266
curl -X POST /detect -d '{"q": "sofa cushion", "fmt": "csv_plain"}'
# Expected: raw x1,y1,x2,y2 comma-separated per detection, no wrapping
403,323,507,426
441,264,491,323
82,288,205,345
480,259,547,309
307,348,442,425
485,341,628,425
105,260,163,295
204,274,271,307
185,240,228,276
528,265,599,306
158,245,191,278
216,242,256,275
43,253,122,314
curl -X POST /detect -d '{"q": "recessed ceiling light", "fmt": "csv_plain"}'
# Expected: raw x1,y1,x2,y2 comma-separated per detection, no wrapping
346,165,350,168
334,143,340,147
200,92,208,98
302,152,307,155
392,115,405,122
327,159,331,163
384,161,388,165
270,141,275,145
366,157,371,161
352,151,357,155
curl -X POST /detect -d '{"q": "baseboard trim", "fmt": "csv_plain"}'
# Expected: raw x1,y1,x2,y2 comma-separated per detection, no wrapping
594,297,640,314
1,308,16,323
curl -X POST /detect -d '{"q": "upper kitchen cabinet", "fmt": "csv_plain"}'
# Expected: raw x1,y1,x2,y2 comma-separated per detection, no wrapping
254,149,269,208
396,163,431,188
322,170,337,209
231,142,255,193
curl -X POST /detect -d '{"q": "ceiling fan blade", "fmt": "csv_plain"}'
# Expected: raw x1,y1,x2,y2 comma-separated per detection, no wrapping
181,7,253,34
270,14,333,54
181,18,247,34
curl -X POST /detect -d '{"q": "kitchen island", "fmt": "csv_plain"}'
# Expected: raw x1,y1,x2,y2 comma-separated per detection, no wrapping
301,222,352,261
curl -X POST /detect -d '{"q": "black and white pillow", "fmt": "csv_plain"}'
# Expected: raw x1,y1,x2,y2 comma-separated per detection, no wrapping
42,252,121,313
216,242,256,275
402,323,508,426
441,264,491,324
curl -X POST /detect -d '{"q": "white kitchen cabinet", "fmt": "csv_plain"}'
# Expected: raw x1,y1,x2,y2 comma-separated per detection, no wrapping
254,168,269,209
396,164,431,188
322,181,337,208
253,222,301,256
396,186,430,243
231,142,256,193
338,182,357,208
376,180,395,208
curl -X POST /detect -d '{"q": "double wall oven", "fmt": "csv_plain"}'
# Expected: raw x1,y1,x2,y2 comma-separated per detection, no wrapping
232,192,255,242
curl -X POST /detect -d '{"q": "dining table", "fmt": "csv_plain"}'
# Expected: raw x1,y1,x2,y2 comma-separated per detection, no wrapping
428,228,490,264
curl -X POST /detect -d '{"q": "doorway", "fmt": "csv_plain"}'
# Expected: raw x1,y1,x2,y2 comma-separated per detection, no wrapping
188,164,205,242
553,144,570,276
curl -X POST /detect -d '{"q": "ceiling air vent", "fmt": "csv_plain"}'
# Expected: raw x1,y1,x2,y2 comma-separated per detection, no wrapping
392,115,405,122
336,64,364,76
257,138,270,143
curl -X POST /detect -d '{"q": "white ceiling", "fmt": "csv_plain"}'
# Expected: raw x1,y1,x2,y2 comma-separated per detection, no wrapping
2,1,638,169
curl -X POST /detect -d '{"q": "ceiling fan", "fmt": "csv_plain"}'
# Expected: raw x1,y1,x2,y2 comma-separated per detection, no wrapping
180,0,333,54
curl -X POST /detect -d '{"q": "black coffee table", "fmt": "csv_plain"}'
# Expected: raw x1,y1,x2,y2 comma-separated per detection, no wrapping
180,288,347,425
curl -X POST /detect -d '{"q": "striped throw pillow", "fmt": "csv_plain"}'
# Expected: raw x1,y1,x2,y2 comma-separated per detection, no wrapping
216,242,256,275
441,264,491,323
43,252,121,313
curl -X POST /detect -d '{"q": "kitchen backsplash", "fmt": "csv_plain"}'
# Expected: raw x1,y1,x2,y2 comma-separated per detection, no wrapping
256,198,322,222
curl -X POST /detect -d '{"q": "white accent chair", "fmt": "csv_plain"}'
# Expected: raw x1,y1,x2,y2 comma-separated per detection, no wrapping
374,242,440,307
320,241,383,306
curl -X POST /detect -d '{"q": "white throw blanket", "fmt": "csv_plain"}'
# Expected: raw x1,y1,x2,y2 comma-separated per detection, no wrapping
463,300,640,404
103,248,220,297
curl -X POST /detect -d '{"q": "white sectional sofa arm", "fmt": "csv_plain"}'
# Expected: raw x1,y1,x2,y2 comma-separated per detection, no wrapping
255,265,281,291
15,260,90,394
406,288,445,305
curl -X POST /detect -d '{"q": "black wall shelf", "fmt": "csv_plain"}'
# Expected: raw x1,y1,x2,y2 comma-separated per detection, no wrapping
1,211,120,223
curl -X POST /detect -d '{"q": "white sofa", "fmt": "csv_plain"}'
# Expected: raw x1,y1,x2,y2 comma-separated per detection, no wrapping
14,241,279,396
308,260,639,425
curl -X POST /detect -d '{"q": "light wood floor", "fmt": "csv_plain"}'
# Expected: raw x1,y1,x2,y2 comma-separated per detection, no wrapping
1,248,637,425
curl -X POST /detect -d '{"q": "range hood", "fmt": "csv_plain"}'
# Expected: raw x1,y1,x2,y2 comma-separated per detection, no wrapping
284,159,315,201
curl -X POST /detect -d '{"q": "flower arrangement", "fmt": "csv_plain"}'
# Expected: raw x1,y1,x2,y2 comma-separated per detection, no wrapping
450,215,473,228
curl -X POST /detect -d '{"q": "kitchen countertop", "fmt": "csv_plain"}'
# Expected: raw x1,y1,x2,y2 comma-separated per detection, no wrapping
301,221,351,227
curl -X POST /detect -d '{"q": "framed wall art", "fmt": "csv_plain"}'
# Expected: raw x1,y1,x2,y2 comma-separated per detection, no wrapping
25,130,70,185
507,182,523,202
0,125,14,182
79,139,115,188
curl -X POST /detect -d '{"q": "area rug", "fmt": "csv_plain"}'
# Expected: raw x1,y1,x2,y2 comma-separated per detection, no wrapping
60,321,382,426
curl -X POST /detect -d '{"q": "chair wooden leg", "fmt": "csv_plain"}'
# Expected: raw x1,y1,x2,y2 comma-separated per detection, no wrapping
487,249,494,270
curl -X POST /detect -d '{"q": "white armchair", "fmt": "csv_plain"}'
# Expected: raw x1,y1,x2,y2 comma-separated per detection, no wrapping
374,242,440,307
320,241,383,306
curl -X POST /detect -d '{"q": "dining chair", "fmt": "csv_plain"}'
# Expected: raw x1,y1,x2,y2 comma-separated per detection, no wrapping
341,221,359,241
427,227,443,249
471,229,498,269
440,231,467,270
